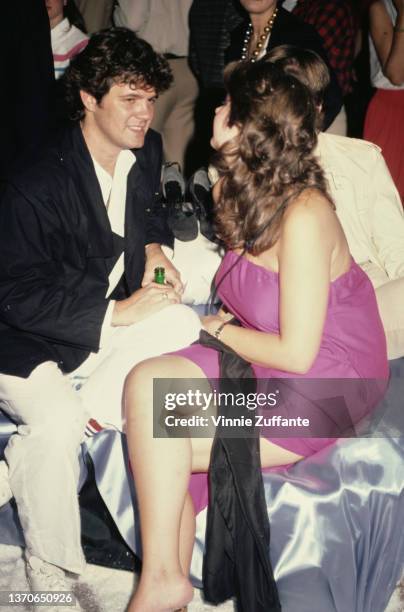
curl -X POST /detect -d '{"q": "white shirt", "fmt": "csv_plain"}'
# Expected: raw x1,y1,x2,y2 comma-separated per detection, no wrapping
282,0,298,11
92,150,136,346
51,18,88,79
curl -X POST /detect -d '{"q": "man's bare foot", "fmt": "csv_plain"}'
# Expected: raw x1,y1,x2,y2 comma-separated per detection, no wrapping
127,571,193,612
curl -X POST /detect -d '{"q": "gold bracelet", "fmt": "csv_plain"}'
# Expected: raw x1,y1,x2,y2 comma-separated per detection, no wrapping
394,26,404,32
214,320,228,340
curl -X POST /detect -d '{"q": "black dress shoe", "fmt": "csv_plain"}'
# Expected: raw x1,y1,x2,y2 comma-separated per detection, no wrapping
187,168,217,242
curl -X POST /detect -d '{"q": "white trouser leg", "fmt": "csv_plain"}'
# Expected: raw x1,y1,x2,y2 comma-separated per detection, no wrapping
0,362,89,574
76,304,202,429
0,304,201,569
162,235,223,305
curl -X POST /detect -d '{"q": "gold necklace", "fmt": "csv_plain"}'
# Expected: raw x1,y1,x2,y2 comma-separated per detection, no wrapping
241,7,279,62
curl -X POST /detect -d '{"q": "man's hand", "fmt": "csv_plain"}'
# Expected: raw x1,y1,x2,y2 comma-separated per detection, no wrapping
111,283,180,327
142,243,183,294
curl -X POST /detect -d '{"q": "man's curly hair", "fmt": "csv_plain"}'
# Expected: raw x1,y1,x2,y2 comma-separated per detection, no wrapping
214,60,333,255
63,27,173,121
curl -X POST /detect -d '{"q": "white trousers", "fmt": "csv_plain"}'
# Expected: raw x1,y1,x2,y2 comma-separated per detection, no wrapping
162,232,223,306
0,304,202,574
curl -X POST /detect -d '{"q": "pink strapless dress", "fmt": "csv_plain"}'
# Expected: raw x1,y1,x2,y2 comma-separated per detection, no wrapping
176,251,389,512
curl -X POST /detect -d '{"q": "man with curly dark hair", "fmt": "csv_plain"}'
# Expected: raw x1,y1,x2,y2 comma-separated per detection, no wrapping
0,27,202,599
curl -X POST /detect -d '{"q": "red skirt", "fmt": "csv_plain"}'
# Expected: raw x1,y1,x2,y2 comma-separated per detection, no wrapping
364,89,404,205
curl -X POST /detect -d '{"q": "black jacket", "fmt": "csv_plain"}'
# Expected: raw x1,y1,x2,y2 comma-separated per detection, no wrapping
0,123,172,377
199,330,281,612
226,6,342,130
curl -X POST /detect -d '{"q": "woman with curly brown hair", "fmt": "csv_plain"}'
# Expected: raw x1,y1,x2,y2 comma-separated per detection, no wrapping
123,60,388,612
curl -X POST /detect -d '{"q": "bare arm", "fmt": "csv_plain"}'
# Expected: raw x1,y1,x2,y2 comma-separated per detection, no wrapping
204,194,337,374
369,0,404,85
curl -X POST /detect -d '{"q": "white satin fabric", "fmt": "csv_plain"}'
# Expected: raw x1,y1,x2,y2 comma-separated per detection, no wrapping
1,359,404,610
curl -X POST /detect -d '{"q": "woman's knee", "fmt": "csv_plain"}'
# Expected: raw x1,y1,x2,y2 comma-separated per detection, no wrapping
125,354,196,390
123,354,201,423
124,357,171,421
126,356,167,390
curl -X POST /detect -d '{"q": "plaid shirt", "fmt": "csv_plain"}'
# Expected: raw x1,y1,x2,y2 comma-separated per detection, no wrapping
189,0,243,88
292,0,356,95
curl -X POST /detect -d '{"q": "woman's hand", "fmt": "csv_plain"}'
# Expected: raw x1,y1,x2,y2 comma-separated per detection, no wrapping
201,311,234,336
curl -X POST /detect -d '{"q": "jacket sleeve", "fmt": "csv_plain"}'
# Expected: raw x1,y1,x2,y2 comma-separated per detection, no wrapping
144,131,174,249
0,183,110,352
371,150,404,279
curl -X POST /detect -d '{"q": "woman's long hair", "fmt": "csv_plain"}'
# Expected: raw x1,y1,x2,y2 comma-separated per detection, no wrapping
64,0,87,33
214,60,333,255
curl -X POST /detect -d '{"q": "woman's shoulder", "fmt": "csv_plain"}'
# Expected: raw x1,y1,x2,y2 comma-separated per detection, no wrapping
271,187,350,286
282,188,335,227
279,188,338,247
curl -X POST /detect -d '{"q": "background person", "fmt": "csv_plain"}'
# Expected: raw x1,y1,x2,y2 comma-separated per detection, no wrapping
46,0,88,80
282,0,357,135
363,0,404,203
226,0,343,129
114,0,199,173
188,0,342,170
74,0,114,33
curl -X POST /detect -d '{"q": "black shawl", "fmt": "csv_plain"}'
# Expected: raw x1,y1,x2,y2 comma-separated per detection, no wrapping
199,330,281,612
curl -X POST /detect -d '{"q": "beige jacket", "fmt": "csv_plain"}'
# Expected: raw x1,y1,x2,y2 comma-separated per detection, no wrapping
317,132,404,281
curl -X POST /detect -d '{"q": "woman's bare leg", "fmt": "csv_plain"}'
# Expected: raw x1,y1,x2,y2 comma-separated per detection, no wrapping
124,355,210,612
124,353,303,611
178,493,196,577
259,438,303,467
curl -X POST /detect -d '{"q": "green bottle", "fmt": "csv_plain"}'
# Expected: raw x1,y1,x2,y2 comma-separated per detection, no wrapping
154,266,165,284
